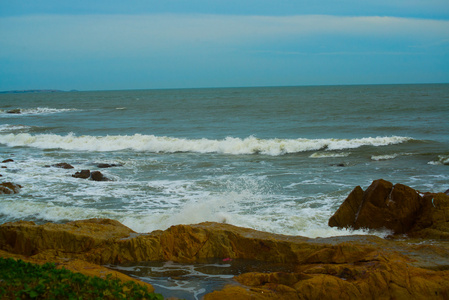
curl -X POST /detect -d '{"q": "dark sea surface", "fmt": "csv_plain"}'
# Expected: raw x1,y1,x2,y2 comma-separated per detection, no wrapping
0,84,448,238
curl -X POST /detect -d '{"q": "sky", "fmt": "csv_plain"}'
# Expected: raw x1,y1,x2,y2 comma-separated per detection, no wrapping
0,1,448,91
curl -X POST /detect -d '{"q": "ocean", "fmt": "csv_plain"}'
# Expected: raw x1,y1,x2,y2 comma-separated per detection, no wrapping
0,84,448,238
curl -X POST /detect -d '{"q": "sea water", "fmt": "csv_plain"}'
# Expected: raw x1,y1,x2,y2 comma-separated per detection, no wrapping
0,84,448,238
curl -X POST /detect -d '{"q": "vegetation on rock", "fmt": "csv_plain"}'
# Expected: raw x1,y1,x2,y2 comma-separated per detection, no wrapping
0,258,163,299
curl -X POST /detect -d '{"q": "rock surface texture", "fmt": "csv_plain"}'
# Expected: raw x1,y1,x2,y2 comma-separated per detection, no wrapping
329,179,449,239
0,182,22,194
0,179,448,299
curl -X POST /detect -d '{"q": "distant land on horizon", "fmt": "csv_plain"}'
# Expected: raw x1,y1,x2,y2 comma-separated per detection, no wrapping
1,83,447,94
0,89,78,94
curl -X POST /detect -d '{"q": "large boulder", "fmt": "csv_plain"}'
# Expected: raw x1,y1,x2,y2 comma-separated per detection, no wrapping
329,179,449,238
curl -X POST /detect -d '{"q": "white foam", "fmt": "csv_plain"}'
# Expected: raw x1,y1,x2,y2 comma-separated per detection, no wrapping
0,133,413,156
0,124,32,132
428,155,449,165
0,107,78,116
310,152,350,158
371,154,399,161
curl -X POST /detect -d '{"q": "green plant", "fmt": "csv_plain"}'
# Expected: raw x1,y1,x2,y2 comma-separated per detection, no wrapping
0,257,163,299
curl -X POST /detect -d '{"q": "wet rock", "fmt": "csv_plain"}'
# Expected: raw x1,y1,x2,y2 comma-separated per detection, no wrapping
90,171,109,181
6,109,21,114
445,189,449,195
96,163,123,168
1,219,449,299
0,182,22,194
330,163,345,167
329,179,449,238
72,170,91,179
51,162,74,169
72,170,110,181
2,159,14,163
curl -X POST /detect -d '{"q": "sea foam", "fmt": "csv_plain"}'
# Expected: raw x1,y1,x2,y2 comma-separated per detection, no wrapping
0,133,413,156
0,107,78,116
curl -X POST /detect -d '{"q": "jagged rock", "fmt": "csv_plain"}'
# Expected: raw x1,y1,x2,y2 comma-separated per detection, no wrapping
1,219,449,299
329,179,449,238
409,192,449,239
72,170,91,179
0,182,22,194
2,159,14,163
51,162,74,169
90,171,109,181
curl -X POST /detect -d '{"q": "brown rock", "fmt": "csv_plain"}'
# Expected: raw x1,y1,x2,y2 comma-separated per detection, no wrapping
51,162,74,169
0,182,22,194
96,163,122,168
6,109,21,114
328,179,448,236
409,192,449,239
72,169,90,179
328,185,364,228
2,159,14,163
1,219,449,299
90,171,109,181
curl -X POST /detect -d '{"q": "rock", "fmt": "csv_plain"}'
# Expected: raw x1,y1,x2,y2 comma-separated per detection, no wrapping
51,162,74,169
96,163,122,168
329,179,449,238
6,109,21,114
328,185,364,228
72,170,91,179
90,171,109,181
408,192,449,239
2,159,14,163
72,170,109,181
0,182,22,194
1,219,449,299
445,189,449,195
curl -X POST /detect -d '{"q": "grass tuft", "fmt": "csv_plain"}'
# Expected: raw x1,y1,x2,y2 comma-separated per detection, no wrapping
0,257,163,299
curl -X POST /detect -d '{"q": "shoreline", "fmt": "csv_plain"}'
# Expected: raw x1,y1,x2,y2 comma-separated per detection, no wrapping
1,179,449,298
1,219,448,299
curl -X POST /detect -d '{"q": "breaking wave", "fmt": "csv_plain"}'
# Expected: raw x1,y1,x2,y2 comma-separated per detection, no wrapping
0,107,79,116
0,124,32,133
0,133,413,155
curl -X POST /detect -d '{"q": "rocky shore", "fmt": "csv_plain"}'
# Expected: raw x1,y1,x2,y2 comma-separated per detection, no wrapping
1,179,449,299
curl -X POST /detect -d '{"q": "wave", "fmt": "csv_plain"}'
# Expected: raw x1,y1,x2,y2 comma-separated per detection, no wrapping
0,124,33,133
371,154,400,161
0,107,79,116
309,152,350,158
428,155,449,165
0,133,413,155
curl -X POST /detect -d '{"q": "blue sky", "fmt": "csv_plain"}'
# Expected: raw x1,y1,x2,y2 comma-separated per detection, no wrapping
1,1,448,91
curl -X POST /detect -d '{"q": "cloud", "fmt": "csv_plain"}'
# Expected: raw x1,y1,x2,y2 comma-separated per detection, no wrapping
1,14,448,60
